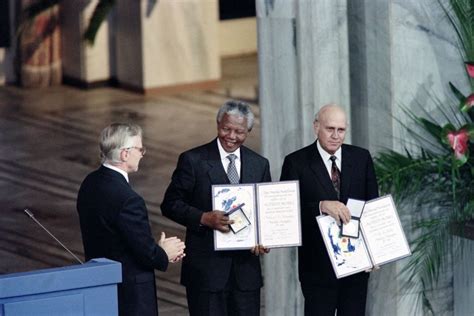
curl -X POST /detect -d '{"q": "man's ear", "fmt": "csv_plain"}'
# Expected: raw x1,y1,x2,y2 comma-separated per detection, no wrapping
119,148,129,162
313,121,319,137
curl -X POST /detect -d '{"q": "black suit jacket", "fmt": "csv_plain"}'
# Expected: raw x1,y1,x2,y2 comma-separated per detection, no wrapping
77,166,169,316
161,139,271,291
280,142,379,288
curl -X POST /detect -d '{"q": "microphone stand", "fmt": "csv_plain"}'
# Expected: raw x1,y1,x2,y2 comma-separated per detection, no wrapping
24,208,84,265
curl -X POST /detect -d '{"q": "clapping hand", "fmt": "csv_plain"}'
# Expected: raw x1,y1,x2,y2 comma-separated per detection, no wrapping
159,232,186,263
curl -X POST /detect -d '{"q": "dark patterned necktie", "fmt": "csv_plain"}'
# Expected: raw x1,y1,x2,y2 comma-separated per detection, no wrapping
330,155,340,199
226,154,239,184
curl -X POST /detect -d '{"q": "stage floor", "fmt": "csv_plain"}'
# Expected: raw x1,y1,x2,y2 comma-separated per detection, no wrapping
0,55,262,315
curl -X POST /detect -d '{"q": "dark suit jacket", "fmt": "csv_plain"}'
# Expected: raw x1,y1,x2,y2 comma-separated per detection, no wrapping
280,142,379,288
77,166,169,316
161,139,271,291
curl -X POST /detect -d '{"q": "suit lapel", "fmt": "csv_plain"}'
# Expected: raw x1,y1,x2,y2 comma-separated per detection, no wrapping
206,140,230,184
340,145,353,202
308,142,338,199
204,141,261,184
240,146,258,184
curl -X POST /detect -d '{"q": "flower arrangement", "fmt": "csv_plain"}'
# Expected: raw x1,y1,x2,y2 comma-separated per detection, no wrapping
374,0,474,311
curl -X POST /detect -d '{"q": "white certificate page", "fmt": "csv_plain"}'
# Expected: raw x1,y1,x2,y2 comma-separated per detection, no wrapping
317,215,372,278
360,195,411,265
256,181,302,248
212,184,258,250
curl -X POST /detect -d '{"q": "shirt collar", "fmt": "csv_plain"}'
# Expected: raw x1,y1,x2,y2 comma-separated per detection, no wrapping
316,140,342,163
103,163,129,183
216,138,241,160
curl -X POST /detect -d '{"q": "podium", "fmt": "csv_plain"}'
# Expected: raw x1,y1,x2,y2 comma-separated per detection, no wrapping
0,258,122,316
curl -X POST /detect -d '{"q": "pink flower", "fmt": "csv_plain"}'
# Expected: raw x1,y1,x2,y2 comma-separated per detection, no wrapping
447,129,469,159
466,94,474,107
463,94,474,112
465,62,474,78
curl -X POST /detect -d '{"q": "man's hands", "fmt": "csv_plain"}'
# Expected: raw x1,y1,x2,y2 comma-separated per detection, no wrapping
320,200,351,225
159,232,186,263
201,211,269,255
250,245,270,256
365,265,380,273
200,210,234,232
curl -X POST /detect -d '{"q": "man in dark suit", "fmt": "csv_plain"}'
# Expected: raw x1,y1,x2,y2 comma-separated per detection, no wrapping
77,122,185,316
280,104,379,316
161,100,271,316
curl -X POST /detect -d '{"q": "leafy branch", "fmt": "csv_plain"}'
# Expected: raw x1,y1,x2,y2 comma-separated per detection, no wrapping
375,2,474,310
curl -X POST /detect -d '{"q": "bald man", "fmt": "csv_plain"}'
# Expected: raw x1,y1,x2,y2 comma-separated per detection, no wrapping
280,104,379,316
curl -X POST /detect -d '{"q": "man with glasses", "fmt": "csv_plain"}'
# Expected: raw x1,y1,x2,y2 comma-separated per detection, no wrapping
77,122,185,316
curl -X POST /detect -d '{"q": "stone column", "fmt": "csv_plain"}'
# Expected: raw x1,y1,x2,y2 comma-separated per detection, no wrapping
61,0,112,87
257,1,351,315
347,0,392,152
115,0,220,93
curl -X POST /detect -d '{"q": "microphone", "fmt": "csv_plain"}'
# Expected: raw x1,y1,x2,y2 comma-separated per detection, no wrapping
24,208,84,265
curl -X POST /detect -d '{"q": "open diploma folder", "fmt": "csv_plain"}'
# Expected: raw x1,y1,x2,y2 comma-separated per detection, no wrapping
212,181,302,250
316,195,411,279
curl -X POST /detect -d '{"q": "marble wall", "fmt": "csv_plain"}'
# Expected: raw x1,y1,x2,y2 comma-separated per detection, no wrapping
61,0,112,85
257,0,350,315
219,17,257,57
116,0,220,92
347,0,392,152
453,236,474,316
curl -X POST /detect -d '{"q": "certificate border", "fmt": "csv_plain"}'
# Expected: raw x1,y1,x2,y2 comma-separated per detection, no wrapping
360,194,412,266
212,183,258,251
316,215,372,279
256,180,302,248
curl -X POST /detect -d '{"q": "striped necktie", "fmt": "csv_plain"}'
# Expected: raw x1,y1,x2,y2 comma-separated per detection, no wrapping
330,155,340,199
226,154,239,184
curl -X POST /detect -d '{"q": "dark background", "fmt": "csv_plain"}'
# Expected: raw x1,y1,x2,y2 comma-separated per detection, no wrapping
219,0,256,20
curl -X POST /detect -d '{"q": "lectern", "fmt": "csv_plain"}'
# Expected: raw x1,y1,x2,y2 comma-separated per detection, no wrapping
0,258,121,316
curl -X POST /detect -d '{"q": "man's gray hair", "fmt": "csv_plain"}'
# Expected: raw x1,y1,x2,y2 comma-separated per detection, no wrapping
99,123,142,164
216,100,255,131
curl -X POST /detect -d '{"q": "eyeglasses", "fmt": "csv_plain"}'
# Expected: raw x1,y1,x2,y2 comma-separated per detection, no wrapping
123,146,146,156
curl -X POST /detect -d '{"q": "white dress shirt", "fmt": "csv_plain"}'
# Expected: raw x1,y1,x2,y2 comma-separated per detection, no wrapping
317,140,342,214
317,140,342,177
103,163,129,183
217,139,241,178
